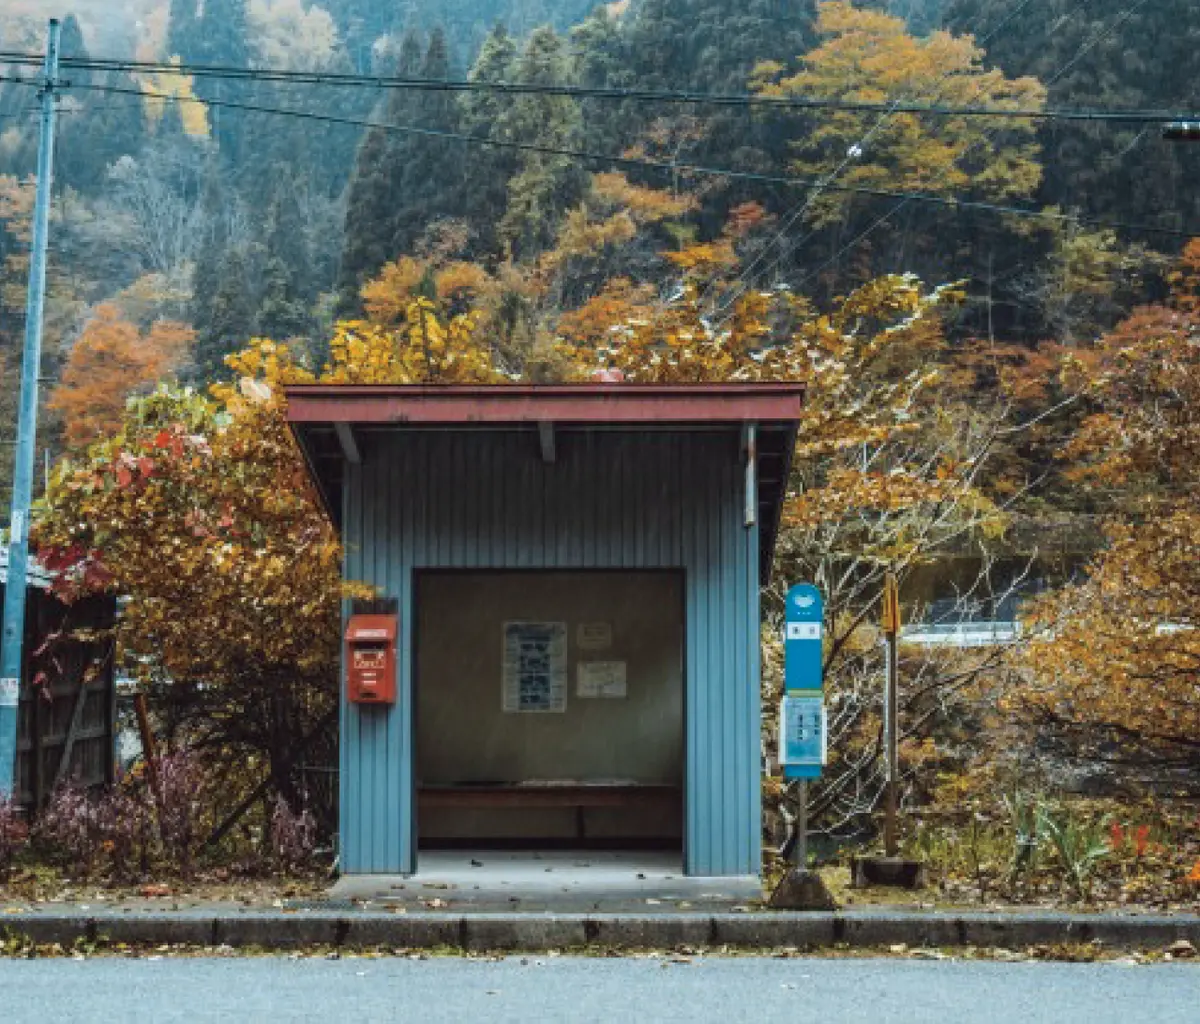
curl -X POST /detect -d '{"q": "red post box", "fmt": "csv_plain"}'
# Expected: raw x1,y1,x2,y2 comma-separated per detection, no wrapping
345,614,398,705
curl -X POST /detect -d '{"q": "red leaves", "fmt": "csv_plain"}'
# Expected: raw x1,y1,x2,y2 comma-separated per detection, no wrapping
1108,821,1154,859
111,451,160,491
39,545,87,574
1108,821,1125,853
1134,824,1151,859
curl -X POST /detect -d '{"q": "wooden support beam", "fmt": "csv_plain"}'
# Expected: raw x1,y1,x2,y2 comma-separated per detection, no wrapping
334,422,362,465
743,423,758,528
538,421,556,464
52,681,90,789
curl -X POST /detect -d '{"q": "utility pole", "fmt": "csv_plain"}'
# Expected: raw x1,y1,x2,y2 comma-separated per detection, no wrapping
0,20,61,798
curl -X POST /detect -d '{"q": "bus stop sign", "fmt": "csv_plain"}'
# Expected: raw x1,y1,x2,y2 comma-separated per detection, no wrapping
783,583,825,780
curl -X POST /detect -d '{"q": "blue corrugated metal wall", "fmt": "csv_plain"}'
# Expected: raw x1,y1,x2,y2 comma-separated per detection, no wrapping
341,430,761,877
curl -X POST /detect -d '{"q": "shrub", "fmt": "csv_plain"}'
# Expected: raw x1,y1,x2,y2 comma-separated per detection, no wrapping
155,750,207,879
270,795,317,873
37,780,154,881
0,795,29,880
36,782,102,877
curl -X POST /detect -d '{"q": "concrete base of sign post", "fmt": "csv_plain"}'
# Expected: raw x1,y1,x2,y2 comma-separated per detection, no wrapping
768,868,838,911
852,856,927,890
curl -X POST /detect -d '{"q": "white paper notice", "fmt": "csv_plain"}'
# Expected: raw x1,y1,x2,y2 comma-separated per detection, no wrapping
0,678,18,708
576,623,613,651
577,661,627,699
503,622,568,713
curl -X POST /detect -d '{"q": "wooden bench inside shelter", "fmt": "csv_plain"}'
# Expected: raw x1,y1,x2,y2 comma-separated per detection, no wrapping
418,783,681,841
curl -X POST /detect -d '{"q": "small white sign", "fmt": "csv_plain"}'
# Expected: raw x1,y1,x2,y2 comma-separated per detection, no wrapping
0,678,18,708
578,661,627,699
577,623,613,651
786,622,822,641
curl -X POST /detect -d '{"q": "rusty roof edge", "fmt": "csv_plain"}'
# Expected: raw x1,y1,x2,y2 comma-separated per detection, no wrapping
284,383,806,426
284,382,806,394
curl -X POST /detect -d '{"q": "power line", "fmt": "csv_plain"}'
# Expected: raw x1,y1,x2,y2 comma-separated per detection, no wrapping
65,79,1197,243
710,0,1047,318
738,0,1161,314
0,51,1197,125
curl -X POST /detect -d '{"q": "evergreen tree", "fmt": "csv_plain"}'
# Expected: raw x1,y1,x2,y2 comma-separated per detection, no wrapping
167,0,203,61
947,0,1200,237
497,27,586,262
391,28,464,256
618,0,817,229
570,8,630,161
257,178,314,341
190,161,230,371
459,24,521,258
192,0,252,163
194,245,256,382
336,31,424,314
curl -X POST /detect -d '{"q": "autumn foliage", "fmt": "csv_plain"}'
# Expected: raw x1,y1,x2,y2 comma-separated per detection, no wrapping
49,304,193,449
1019,246,1200,771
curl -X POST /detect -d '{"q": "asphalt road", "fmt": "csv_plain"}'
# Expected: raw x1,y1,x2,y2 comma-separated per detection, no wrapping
1,956,1197,1023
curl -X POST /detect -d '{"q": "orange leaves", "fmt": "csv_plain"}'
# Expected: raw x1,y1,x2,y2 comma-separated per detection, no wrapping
1165,238,1200,315
49,304,193,450
590,172,696,222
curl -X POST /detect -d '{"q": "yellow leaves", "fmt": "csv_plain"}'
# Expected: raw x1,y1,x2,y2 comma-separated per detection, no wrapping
663,241,738,274
758,1,1046,227
137,58,210,139
590,172,697,222
322,298,503,386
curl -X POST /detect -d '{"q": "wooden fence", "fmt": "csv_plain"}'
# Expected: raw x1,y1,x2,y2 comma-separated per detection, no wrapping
2,583,117,811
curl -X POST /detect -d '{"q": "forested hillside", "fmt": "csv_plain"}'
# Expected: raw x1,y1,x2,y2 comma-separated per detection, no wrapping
0,0,1197,507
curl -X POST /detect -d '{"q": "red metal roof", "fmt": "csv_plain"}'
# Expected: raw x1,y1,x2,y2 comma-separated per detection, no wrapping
285,383,805,426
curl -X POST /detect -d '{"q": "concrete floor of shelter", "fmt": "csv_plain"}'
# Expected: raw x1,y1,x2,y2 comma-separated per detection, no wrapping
330,851,762,912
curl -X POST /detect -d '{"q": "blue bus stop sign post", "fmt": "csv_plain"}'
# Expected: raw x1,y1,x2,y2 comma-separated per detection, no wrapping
780,583,826,875
783,583,825,780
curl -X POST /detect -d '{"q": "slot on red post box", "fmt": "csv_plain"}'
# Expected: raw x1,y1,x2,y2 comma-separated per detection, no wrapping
346,614,398,705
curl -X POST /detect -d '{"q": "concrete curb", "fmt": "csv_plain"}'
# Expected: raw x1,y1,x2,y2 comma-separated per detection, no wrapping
3,910,1199,952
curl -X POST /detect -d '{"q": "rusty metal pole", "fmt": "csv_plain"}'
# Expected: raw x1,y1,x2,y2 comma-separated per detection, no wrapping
793,781,808,868
133,691,159,790
882,573,900,858
133,691,170,844
883,628,899,857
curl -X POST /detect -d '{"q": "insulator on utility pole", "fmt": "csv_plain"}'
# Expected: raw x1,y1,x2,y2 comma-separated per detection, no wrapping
1163,122,1200,141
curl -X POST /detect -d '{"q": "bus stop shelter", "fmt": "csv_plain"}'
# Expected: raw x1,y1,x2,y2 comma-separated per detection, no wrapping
287,383,803,885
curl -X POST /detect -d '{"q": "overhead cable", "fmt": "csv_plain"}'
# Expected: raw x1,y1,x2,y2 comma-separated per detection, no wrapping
0,51,1196,125
64,79,1198,242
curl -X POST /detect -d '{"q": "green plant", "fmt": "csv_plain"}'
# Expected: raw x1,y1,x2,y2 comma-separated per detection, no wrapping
1038,805,1110,901
1003,789,1046,890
